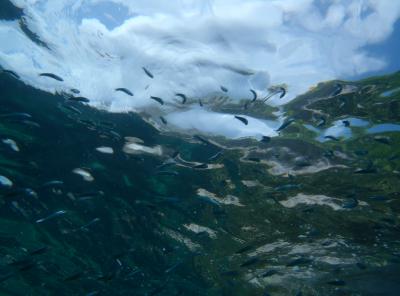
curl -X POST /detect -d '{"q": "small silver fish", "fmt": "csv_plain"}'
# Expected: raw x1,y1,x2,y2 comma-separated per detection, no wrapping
95,146,114,154
0,112,32,119
72,168,94,182
79,218,100,231
2,139,19,151
21,120,40,128
0,175,13,187
36,210,66,223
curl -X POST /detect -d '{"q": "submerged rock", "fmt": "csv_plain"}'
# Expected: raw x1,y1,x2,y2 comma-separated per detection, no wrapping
279,193,343,211
196,188,243,206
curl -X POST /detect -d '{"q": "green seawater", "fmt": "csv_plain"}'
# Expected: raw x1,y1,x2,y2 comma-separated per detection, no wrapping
0,71,400,296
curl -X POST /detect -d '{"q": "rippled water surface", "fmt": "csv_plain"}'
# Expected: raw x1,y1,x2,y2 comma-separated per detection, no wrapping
1,1,400,296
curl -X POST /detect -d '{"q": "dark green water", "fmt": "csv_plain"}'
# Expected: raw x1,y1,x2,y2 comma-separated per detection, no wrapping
1,68,400,296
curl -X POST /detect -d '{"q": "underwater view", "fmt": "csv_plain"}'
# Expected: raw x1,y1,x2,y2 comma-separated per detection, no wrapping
1,0,400,295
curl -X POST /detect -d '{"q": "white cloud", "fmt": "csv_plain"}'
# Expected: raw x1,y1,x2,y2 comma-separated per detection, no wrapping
1,0,399,138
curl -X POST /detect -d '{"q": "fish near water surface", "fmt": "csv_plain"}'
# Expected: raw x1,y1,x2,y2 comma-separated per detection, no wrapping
160,116,167,125
276,118,295,132
220,85,228,92
68,96,90,103
2,69,20,79
175,93,187,104
234,116,248,125
115,88,134,96
150,96,164,105
142,67,154,79
35,210,67,223
250,89,257,102
39,72,64,81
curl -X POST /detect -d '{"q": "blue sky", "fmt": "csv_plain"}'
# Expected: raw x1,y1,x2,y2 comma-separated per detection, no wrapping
360,19,400,78
77,1,132,30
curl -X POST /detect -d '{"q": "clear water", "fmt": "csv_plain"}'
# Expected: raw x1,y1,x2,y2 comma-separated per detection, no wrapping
1,1,400,296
